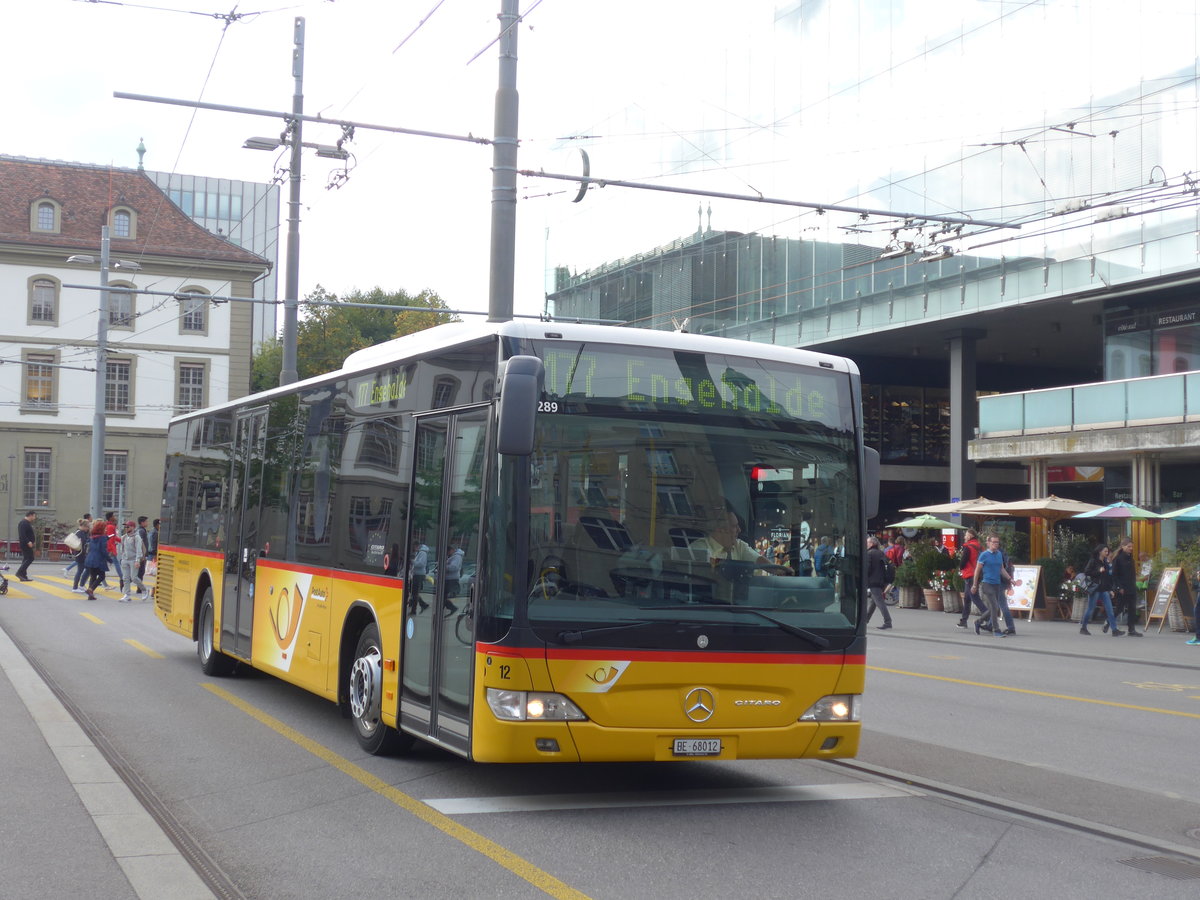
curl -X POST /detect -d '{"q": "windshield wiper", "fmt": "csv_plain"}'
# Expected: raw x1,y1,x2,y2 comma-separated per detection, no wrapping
555,621,656,644
645,605,832,649
734,608,831,649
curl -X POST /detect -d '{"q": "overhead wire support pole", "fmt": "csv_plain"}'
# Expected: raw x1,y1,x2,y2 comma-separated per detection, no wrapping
517,170,1019,230
89,226,111,519
280,16,304,386
487,0,520,323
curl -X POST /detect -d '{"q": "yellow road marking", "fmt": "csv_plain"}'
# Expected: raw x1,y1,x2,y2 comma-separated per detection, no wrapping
124,639,164,659
868,665,1200,720
79,612,105,625
204,683,592,900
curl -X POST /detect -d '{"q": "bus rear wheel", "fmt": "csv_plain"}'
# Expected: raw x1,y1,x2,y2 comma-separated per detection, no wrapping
348,623,410,755
198,588,236,676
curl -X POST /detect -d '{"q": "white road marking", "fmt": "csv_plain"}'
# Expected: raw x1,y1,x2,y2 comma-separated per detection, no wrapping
426,782,920,815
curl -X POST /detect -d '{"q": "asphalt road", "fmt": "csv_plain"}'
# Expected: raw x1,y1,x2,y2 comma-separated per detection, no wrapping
3,565,1199,899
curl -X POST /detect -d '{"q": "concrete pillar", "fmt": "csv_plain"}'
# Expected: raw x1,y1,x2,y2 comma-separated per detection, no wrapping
946,328,985,504
1028,458,1049,497
1130,453,1162,557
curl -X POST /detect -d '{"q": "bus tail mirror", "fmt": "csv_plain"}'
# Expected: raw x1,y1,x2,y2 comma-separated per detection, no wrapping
497,355,544,456
863,446,880,520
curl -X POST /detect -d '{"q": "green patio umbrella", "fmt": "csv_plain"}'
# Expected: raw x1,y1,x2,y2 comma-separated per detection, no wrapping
885,514,966,530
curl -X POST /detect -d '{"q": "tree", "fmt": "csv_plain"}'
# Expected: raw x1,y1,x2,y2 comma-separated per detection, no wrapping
251,286,456,390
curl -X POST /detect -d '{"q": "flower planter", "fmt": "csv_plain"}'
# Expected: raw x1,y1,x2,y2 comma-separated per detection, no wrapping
940,590,962,614
898,586,922,608
1033,599,1056,622
1071,596,1087,623
922,589,943,611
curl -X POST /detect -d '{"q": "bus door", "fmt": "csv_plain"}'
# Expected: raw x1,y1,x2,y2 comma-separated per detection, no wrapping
222,406,267,660
400,407,487,755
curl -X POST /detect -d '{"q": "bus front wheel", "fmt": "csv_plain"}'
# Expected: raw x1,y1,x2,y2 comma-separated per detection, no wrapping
198,589,236,676
348,623,410,755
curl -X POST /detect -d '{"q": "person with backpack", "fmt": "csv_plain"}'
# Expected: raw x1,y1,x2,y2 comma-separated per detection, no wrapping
955,529,987,628
864,535,894,629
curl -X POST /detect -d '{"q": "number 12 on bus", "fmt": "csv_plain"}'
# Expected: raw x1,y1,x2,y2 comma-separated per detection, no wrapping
155,321,879,762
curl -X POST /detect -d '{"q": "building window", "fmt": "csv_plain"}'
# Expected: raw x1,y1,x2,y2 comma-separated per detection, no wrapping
178,289,209,334
23,449,51,507
432,376,459,409
22,352,57,411
356,420,400,470
103,451,129,512
29,277,58,324
177,362,206,412
109,282,136,329
31,199,60,233
105,358,133,414
112,207,134,238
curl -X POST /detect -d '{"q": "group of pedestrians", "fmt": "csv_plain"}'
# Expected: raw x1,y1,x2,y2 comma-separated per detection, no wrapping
61,513,158,602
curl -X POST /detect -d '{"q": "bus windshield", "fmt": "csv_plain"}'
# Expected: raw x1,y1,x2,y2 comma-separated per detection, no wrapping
512,341,863,652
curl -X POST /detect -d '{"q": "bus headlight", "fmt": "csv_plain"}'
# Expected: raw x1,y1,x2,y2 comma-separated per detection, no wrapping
799,694,861,722
486,688,587,721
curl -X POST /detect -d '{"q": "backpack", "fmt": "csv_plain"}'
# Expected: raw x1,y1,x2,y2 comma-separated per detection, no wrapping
882,555,896,583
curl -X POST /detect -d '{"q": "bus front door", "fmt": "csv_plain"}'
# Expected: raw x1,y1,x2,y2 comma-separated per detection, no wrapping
400,408,486,756
222,407,266,661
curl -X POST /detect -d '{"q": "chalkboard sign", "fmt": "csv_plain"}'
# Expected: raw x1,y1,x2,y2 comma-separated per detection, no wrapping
1007,565,1043,621
1148,567,1195,632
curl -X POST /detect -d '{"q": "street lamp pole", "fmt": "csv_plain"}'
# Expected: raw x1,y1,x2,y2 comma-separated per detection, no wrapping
6,454,14,560
89,226,111,518
280,16,305,386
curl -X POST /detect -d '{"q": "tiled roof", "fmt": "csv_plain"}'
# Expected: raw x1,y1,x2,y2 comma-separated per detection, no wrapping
0,155,269,269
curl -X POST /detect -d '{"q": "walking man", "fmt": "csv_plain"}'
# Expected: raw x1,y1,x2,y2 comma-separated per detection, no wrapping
971,533,1013,638
15,510,37,582
956,529,987,628
1110,537,1143,637
117,520,147,602
864,536,893,630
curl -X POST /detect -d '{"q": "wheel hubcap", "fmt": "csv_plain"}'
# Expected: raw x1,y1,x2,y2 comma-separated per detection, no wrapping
349,648,382,729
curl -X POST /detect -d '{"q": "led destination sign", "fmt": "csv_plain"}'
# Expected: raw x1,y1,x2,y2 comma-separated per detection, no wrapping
536,344,849,429
348,367,413,411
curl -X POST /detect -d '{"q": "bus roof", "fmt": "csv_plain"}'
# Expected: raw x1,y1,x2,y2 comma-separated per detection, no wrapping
173,320,858,424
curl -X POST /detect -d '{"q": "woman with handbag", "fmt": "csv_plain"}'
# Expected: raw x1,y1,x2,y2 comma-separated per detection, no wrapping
69,519,90,592
1080,544,1123,636
82,520,110,601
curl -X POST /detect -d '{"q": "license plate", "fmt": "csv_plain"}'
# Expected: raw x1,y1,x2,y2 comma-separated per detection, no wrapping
673,738,722,757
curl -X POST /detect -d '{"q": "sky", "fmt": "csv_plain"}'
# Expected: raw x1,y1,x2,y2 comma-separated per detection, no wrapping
7,0,1200,327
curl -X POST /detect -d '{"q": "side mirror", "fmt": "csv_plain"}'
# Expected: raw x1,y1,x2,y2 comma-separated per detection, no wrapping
863,446,880,520
496,355,544,456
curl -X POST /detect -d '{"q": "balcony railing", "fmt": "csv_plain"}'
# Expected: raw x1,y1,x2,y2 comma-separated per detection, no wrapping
978,370,1200,437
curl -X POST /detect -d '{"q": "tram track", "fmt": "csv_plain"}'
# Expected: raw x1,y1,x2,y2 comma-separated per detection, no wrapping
827,757,1200,874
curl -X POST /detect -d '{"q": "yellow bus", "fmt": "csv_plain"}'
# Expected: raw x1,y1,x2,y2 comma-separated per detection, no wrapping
155,321,878,762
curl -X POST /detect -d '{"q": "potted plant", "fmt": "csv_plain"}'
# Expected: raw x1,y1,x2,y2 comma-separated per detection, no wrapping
893,557,922,608
1060,577,1088,622
1034,556,1066,619
937,569,964,614
911,542,953,610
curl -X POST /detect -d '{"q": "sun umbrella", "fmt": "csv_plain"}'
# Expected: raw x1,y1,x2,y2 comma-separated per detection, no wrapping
1161,503,1200,520
1071,501,1161,519
885,514,966,530
979,495,1103,523
901,497,1001,516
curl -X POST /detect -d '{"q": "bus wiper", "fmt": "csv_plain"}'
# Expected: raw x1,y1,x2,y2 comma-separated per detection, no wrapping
556,621,656,644
736,608,831,649
644,605,832,649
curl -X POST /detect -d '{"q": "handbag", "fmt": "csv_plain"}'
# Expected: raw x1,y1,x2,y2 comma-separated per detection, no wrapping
64,532,82,551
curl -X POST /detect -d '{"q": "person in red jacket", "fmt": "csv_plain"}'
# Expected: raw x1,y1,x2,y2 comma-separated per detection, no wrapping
104,511,122,591
956,529,986,628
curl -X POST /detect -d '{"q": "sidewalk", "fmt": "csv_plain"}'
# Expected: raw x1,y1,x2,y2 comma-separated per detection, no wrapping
0,561,215,900
872,597,1200,669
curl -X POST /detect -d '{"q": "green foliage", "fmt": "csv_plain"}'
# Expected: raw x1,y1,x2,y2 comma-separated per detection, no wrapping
250,285,457,390
910,542,954,589
1051,526,1092,572
1153,538,1200,591
999,529,1029,564
893,558,921,587
1035,556,1066,593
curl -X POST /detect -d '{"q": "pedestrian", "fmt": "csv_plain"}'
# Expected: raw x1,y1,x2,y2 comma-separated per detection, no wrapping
70,518,90,592
443,544,464,615
1110,537,1143,636
15,510,37,582
135,516,150,585
104,512,121,591
813,536,832,576
407,538,430,613
971,533,1013,638
1080,544,1123,636
955,529,987,628
83,520,110,601
864,535,893,629
116,520,147,601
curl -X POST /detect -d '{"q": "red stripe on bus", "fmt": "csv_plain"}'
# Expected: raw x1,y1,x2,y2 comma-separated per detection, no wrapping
162,546,224,560
479,645,863,665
